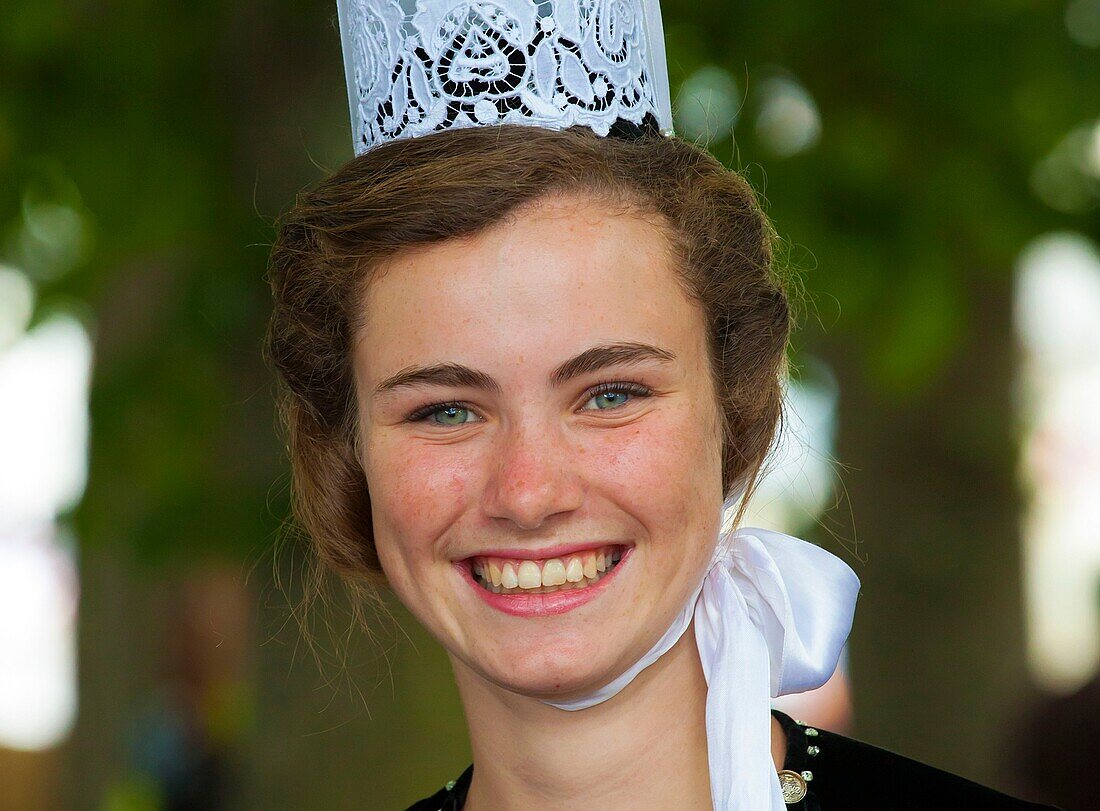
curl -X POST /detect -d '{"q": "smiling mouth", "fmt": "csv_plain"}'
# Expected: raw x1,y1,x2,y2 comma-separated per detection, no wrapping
469,546,625,595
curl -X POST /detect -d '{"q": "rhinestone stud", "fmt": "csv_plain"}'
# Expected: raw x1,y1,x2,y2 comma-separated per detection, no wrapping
805,727,819,737
807,745,820,756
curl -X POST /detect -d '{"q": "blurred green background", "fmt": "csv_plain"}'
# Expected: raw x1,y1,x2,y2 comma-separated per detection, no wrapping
1,0,1098,808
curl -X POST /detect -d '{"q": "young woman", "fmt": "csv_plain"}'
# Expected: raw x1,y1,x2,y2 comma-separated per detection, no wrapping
266,124,1057,809
265,0,1060,804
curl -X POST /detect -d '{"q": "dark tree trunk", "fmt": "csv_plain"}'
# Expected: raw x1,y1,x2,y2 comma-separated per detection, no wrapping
820,275,1028,787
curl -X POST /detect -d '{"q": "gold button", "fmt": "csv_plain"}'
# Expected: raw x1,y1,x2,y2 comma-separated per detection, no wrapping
777,769,808,803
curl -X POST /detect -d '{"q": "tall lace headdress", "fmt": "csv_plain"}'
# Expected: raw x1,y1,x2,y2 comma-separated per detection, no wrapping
336,0,674,154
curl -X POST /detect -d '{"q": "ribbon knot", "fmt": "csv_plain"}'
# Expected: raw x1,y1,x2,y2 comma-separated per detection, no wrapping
544,527,860,810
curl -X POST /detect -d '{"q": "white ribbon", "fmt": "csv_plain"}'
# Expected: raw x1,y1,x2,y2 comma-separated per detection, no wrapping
543,527,860,810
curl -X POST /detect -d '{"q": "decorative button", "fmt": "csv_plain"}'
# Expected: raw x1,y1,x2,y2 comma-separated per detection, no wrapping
806,745,820,756
804,727,819,737
777,769,808,803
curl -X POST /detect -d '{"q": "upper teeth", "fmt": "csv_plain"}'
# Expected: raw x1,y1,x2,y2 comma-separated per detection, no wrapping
472,546,622,593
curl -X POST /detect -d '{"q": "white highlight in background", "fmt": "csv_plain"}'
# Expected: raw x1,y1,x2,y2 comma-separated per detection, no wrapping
1016,232,1100,693
737,360,839,535
0,313,90,749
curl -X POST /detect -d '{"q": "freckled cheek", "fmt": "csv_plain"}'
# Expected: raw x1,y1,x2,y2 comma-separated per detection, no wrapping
584,411,722,527
367,443,484,553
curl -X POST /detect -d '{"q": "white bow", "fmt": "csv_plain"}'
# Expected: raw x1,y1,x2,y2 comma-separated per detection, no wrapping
544,527,860,810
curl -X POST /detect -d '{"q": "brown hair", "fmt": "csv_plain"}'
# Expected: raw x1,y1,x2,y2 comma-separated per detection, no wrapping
267,125,789,589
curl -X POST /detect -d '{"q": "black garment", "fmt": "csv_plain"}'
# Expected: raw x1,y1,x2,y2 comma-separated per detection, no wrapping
407,709,1061,810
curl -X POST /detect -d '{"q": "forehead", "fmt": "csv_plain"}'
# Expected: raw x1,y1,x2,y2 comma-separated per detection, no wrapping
355,196,706,380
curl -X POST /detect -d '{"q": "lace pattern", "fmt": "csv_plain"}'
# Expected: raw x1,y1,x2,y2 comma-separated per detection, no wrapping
337,0,673,154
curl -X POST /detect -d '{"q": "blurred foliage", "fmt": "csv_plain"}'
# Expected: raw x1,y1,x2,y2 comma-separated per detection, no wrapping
1,0,1096,562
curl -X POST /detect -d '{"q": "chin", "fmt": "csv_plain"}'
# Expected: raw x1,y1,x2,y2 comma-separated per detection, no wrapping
479,643,625,700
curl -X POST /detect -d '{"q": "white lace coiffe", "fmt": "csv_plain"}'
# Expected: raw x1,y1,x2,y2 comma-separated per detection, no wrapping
545,527,861,810
336,0,674,155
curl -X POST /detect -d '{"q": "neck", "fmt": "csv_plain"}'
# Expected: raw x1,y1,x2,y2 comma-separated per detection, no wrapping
454,624,715,810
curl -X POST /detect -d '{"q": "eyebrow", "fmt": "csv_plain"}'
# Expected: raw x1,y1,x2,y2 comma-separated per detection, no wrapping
372,341,676,398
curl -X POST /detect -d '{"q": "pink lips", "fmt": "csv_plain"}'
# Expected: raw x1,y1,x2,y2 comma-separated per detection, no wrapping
457,546,631,617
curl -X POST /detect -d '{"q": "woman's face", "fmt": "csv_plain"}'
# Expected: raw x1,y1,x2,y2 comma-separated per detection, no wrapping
353,194,725,701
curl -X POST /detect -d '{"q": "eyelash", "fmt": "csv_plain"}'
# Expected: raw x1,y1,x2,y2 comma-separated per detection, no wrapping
404,380,654,424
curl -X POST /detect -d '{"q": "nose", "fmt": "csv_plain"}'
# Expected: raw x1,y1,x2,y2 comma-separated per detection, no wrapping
482,422,586,531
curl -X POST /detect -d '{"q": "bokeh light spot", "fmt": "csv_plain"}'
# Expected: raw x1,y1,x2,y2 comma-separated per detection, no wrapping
675,65,740,143
755,75,821,157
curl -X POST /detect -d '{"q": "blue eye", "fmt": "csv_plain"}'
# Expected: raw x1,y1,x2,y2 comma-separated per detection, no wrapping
430,405,475,425
582,383,651,411
588,391,629,409
407,401,479,426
